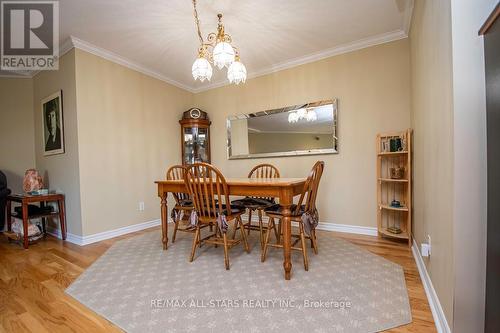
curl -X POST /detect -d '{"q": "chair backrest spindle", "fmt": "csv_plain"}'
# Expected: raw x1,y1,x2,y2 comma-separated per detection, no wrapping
248,164,280,201
184,163,230,220
166,165,190,204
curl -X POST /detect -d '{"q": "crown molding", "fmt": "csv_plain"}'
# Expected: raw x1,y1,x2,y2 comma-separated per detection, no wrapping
403,0,415,35
192,29,408,93
1,25,411,92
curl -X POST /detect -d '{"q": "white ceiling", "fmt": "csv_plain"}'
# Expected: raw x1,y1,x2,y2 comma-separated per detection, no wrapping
1,0,413,92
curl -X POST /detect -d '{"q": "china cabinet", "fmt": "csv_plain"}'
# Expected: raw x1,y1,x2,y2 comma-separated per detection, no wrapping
180,108,211,165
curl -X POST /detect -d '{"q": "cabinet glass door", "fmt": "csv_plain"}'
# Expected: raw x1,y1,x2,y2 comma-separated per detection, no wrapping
183,126,208,164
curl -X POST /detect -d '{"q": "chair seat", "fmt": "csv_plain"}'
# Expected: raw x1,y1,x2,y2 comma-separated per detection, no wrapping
231,197,275,209
178,199,193,207
222,204,246,216
264,204,305,217
198,204,246,219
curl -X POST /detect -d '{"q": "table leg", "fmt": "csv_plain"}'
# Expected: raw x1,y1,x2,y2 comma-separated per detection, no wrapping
280,190,293,280
6,200,12,232
22,203,29,249
58,199,67,240
161,193,168,250
40,202,46,234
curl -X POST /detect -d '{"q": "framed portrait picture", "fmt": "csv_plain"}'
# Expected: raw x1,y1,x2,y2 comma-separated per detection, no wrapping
42,90,64,156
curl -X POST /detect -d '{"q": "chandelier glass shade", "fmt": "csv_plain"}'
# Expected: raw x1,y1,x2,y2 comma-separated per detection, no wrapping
213,42,235,69
192,56,212,82
191,0,246,85
227,58,247,84
288,109,318,123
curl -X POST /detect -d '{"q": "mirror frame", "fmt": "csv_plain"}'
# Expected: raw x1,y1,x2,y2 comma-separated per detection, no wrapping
226,99,338,159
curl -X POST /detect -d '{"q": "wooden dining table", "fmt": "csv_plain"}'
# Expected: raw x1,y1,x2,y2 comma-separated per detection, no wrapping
155,177,307,280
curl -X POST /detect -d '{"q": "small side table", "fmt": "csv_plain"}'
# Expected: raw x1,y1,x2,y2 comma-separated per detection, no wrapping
5,193,66,249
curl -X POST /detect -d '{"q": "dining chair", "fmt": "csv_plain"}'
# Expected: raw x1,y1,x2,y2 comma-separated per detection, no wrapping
166,165,195,243
231,164,280,249
184,162,250,270
262,161,324,271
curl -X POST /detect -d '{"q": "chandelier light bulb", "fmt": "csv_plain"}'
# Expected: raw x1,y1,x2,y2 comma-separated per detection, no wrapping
213,42,235,69
227,59,247,85
288,112,299,123
306,110,317,122
192,56,213,82
296,108,307,119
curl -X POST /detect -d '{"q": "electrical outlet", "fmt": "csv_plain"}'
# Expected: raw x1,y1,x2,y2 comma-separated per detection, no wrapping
421,243,430,257
139,202,145,211
427,235,432,256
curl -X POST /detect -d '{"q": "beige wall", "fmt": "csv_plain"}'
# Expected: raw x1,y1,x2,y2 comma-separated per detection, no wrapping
230,119,249,155
410,0,455,324
74,49,193,236
194,39,411,228
0,78,35,193
33,50,83,236
248,132,332,154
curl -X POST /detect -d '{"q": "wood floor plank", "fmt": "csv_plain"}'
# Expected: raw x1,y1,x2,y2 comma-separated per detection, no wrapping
0,227,436,332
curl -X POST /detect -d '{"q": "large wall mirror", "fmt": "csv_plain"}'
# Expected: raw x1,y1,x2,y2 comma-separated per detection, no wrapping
227,99,338,159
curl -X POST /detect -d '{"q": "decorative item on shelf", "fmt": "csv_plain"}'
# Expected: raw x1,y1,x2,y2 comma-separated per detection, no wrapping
390,166,405,179
180,108,211,165
381,139,390,152
390,199,401,208
191,0,246,85
389,137,403,152
387,226,402,234
401,136,407,151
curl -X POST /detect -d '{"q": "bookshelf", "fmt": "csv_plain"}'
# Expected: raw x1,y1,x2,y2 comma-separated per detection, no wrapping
376,129,412,247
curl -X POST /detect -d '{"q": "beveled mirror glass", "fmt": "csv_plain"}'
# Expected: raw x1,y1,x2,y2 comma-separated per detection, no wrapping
227,99,338,159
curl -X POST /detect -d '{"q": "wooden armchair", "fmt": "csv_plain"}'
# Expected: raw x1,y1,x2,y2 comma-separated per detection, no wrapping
262,161,324,271
231,164,280,249
184,163,250,270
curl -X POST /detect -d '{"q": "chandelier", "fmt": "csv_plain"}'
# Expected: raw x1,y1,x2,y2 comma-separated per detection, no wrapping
288,108,318,123
191,0,247,85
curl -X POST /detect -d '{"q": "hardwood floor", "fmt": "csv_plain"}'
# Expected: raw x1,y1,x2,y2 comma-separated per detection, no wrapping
0,227,436,332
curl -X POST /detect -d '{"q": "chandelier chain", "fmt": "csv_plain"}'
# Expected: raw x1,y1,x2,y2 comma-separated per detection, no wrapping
192,0,204,45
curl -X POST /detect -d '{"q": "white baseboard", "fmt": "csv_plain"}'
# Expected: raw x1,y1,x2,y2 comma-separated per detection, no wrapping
412,239,451,333
47,218,168,246
242,214,378,236
316,222,378,236
47,213,377,246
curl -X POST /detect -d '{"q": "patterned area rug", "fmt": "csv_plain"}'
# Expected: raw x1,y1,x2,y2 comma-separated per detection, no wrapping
66,228,411,333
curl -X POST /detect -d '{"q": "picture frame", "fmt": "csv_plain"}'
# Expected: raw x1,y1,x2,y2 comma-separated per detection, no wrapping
42,90,64,156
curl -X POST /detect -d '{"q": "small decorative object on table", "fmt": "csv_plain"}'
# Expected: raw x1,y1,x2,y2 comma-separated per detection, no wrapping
23,169,44,193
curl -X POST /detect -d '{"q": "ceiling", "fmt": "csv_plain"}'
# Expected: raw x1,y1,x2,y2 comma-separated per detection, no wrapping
1,0,413,92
